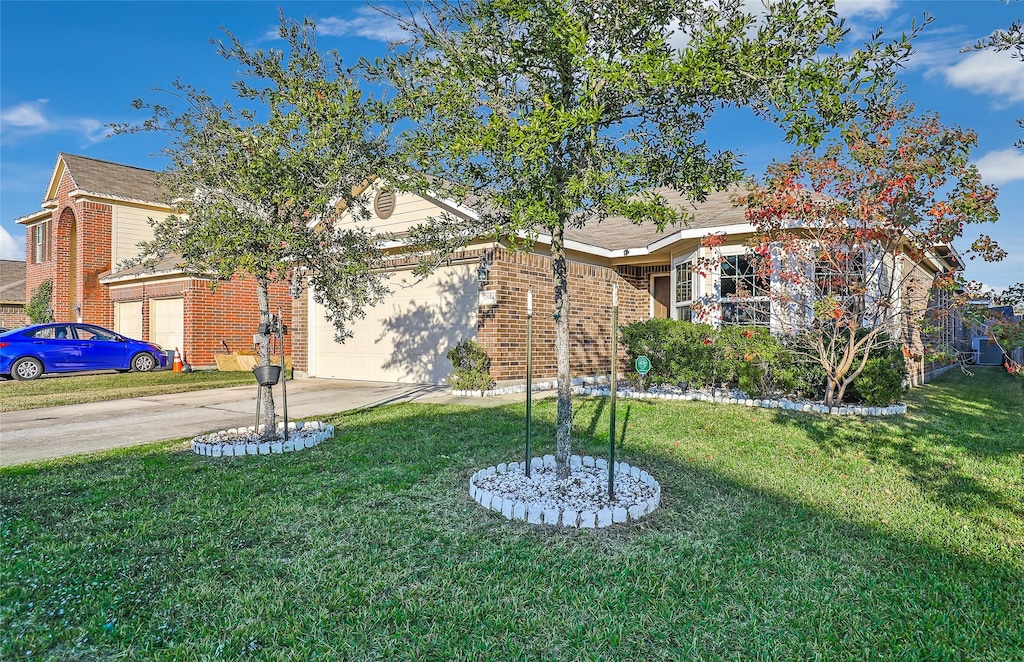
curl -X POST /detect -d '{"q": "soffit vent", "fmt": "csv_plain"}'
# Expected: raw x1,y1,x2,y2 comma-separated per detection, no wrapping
374,190,396,219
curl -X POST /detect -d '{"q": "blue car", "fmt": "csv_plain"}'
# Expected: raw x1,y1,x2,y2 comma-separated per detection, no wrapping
0,323,168,380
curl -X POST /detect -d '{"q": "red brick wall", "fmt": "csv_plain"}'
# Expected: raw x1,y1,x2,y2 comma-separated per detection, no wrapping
24,171,113,327
0,305,27,329
291,287,308,372
183,277,292,368
79,201,113,328
478,249,653,381
109,276,292,368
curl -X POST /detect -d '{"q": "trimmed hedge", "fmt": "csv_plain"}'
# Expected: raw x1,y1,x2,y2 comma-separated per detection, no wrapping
620,319,905,404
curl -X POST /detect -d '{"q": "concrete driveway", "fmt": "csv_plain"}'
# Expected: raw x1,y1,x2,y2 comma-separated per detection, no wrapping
1,378,520,467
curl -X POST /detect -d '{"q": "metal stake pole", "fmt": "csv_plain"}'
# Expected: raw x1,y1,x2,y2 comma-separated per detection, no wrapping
525,289,533,477
279,306,288,442
255,385,262,434
609,285,617,499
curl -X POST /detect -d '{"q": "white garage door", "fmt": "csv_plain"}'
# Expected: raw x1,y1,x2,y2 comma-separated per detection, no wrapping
312,265,479,383
149,297,184,352
114,301,143,340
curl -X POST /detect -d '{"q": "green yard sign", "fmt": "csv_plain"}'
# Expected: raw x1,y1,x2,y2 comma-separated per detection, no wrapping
635,356,652,375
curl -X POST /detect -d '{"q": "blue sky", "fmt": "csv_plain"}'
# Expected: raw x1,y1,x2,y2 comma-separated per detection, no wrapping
1,0,1022,291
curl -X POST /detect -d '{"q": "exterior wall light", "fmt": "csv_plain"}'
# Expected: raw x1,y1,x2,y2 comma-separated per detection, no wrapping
477,254,492,288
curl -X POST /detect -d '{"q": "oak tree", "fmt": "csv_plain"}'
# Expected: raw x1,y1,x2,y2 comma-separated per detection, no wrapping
116,17,390,437
371,0,921,476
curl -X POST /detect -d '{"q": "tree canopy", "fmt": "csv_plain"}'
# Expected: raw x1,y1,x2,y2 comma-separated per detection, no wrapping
369,0,924,475
740,105,1003,405
115,16,391,436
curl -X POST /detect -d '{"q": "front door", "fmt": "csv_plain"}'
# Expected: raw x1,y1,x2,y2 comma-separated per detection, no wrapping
652,275,671,319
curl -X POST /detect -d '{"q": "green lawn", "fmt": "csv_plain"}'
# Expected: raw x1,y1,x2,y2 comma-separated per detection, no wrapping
2,367,1021,660
0,370,254,412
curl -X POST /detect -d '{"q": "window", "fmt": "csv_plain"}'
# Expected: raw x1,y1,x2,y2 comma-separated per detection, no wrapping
32,221,50,263
674,260,695,321
720,254,770,328
815,251,866,315
27,325,72,340
76,325,119,341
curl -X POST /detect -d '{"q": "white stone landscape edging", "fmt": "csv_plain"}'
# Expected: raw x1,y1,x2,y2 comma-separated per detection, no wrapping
189,421,335,457
453,376,907,417
469,454,661,528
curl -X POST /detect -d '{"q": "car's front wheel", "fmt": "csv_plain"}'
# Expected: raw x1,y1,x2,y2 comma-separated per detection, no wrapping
131,352,157,373
12,357,43,381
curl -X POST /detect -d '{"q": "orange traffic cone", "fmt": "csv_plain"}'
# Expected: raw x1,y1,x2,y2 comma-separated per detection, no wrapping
173,348,183,372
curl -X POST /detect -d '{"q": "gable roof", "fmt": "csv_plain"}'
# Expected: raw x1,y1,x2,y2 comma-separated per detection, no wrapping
0,260,27,304
415,182,754,255
43,153,170,206
564,185,752,251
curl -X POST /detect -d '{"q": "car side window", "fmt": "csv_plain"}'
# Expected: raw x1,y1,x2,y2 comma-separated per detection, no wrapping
27,326,72,339
76,326,118,341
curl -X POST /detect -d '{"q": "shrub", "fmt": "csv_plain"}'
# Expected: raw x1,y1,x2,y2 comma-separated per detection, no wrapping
776,335,827,400
26,280,55,324
620,319,717,389
446,339,493,391
846,337,907,406
620,320,795,396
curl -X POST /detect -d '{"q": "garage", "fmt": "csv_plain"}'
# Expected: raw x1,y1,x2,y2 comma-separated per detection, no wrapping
114,301,143,340
310,264,479,383
149,297,184,353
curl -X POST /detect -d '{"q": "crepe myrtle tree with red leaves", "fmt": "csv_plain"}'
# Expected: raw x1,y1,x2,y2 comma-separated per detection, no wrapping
715,105,1005,406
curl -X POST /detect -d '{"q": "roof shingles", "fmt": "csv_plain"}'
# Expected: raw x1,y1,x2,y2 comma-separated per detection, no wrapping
53,153,170,205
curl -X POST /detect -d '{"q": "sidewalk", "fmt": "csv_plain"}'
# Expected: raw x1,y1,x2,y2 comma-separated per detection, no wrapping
1,378,527,467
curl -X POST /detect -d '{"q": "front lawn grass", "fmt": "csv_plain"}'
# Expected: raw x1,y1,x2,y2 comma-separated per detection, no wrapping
0,370,254,412
2,367,1021,660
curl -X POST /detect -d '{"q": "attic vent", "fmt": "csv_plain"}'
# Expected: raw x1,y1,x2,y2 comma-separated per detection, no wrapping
374,190,396,219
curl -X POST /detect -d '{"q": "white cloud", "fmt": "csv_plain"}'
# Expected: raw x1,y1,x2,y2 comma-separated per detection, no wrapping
1,100,50,129
942,49,1024,105
833,0,897,20
975,148,1024,185
0,99,107,145
313,9,406,43
0,225,24,261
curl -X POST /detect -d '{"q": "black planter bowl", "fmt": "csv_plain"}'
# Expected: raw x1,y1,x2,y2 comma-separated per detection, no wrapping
253,364,282,387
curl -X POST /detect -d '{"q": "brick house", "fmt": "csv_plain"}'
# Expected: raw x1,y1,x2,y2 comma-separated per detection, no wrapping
299,185,758,383
0,260,28,329
15,153,290,368
299,183,962,385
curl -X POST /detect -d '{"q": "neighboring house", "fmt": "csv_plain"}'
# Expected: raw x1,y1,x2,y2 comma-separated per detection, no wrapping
966,303,1022,366
0,260,28,329
15,153,290,368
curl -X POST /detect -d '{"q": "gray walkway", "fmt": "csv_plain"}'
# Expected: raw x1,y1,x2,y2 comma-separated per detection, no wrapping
1,378,525,467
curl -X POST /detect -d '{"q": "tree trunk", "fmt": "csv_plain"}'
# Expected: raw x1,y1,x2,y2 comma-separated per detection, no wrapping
551,224,572,479
257,276,277,439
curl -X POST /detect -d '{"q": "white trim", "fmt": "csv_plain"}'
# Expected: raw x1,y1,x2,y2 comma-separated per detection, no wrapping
14,209,51,225
671,250,698,322
107,276,192,290
307,284,318,377
100,269,190,285
647,223,756,252
64,189,173,210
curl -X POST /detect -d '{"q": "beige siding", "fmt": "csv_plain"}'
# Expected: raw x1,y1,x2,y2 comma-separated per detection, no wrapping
310,264,479,383
336,189,450,236
114,301,143,340
112,205,166,268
